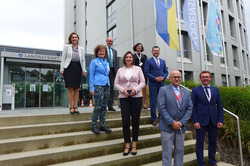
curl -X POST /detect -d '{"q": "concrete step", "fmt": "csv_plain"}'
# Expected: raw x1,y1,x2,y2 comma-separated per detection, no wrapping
141,150,220,166
0,135,195,166
0,109,151,127
48,141,196,166
0,116,152,139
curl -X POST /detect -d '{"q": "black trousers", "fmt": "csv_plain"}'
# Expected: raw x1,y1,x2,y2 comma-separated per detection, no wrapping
108,68,115,107
120,97,142,143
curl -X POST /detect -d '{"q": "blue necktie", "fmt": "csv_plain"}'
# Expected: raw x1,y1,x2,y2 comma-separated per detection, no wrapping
108,47,113,67
204,87,209,97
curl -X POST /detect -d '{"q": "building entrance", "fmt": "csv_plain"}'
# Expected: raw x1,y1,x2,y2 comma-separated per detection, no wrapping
9,66,68,108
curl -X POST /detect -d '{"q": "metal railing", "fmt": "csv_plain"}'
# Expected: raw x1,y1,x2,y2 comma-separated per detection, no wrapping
179,84,244,166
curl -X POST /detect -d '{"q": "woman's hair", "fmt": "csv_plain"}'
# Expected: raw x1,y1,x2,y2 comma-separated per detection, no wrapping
133,42,144,52
122,51,135,65
67,32,79,44
94,44,108,58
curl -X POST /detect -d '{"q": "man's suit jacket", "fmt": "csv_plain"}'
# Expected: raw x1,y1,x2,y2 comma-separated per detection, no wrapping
144,57,168,86
60,44,87,73
191,85,224,126
107,48,119,75
157,85,193,133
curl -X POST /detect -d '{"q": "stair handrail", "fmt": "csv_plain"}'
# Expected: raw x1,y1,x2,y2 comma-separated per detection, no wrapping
179,84,243,166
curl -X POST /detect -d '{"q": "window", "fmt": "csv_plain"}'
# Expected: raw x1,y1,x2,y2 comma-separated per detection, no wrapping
222,74,229,87
239,24,244,46
206,43,213,63
229,15,235,38
232,45,239,68
242,51,246,71
202,2,208,26
180,0,184,19
227,0,233,11
184,71,193,81
220,42,228,65
235,76,241,86
107,27,117,48
236,0,241,19
107,0,116,30
177,31,192,60
221,11,225,35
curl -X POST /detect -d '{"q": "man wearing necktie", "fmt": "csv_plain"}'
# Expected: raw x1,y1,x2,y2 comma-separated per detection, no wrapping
157,70,192,166
106,37,118,111
191,71,224,166
144,46,168,126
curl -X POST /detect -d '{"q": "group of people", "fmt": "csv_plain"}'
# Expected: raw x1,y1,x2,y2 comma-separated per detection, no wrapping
60,32,224,166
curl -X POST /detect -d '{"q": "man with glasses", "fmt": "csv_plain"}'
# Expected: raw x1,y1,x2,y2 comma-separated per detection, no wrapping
192,71,224,166
145,46,168,126
106,37,118,111
158,70,193,166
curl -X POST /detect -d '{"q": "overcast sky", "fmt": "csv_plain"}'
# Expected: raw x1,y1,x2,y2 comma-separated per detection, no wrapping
0,0,250,51
0,0,64,51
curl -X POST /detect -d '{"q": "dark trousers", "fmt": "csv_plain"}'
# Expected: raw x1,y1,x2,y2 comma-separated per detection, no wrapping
196,120,218,166
149,85,162,121
120,97,142,143
108,68,115,107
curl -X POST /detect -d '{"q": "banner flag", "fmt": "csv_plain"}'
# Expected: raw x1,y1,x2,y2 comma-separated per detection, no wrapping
206,0,223,57
155,0,179,50
183,0,200,52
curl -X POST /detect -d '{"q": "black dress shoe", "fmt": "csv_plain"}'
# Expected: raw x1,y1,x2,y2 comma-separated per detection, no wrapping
92,128,100,134
100,126,112,133
108,106,116,111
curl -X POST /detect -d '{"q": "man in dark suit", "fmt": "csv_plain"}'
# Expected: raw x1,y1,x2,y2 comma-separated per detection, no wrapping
192,71,224,166
158,70,192,166
106,37,118,111
144,46,168,126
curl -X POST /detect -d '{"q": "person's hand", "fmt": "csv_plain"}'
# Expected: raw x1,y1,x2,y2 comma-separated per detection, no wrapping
176,121,183,128
60,71,64,76
194,122,201,129
217,122,223,128
130,89,136,96
123,88,130,96
171,121,181,130
90,91,95,95
155,77,161,82
82,72,87,77
159,76,164,82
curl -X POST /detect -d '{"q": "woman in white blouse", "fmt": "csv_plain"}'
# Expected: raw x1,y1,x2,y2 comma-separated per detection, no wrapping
114,51,145,156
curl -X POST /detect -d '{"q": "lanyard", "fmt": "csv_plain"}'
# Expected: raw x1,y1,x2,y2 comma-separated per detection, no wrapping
173,88,181,105
135,53,142,62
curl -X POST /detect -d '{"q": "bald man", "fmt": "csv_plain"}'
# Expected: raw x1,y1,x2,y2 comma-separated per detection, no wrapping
157,70,193,166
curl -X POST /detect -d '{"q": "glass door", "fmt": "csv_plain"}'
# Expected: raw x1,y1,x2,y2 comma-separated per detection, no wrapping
25,67,40,107
54,69,68,107
41,68,54,107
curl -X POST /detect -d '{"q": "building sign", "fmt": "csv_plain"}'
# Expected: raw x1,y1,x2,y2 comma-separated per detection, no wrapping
1,51,61,61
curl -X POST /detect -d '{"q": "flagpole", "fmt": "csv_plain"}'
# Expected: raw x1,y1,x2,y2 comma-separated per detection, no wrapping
197,0,205,71
218,1,229,86
200,0,208,70
233,0,245,86
176,0,185,81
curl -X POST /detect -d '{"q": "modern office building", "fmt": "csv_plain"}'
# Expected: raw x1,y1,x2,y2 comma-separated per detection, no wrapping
0,45,93,109
65,0,250,86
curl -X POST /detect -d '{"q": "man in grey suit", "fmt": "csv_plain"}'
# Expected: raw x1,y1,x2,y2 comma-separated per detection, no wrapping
106,37,118,111
158,70,193,166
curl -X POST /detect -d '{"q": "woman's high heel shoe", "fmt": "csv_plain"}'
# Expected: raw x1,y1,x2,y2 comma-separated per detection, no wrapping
69,107,74,114
131,147,137,155
74,107,79,114
123,147,131,156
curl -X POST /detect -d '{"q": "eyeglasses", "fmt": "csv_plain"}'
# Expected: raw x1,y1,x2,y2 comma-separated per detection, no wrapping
201,76,211,79
171,76,181,79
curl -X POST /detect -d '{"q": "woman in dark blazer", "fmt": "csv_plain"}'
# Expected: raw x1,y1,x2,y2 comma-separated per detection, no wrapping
60,32,87,114
133,43,148,109
114,51,145,156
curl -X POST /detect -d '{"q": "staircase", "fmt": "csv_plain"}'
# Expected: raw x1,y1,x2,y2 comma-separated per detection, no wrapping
0,109,233,166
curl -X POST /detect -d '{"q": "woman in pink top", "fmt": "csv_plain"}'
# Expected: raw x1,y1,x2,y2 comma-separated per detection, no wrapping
114,51,145,156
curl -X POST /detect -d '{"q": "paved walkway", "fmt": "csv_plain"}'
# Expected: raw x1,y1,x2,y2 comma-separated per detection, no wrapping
0,106,120,117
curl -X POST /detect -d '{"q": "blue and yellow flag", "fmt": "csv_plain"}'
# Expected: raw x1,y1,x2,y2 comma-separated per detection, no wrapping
155,0,179,50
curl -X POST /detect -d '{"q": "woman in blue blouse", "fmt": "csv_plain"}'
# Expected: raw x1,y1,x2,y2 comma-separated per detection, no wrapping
89,44,112,134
